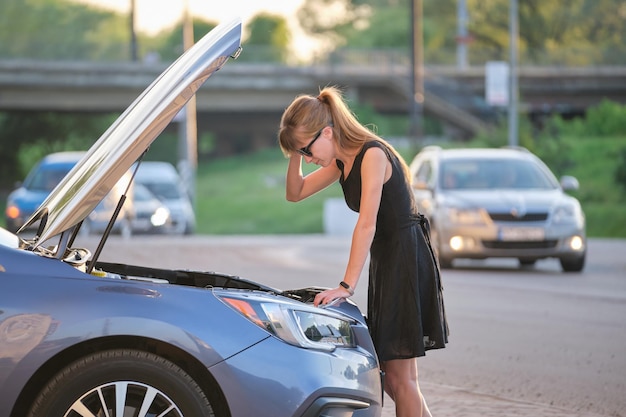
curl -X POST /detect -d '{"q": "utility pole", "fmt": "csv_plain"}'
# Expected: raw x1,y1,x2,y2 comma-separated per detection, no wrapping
508,0,519,147
456,0,469,69
409,0,424,144
129,0,138,61
178,0,198,205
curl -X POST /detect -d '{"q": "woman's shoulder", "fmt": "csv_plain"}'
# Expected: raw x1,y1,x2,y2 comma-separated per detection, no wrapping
362,139,393,159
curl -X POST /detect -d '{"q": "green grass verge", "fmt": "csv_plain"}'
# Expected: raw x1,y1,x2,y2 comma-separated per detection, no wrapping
194,148,344,234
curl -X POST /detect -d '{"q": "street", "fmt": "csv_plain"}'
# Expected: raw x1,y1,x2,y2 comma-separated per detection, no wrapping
91,235,626,417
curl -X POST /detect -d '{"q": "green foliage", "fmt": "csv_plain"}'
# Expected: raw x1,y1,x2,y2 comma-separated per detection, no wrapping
544,101,626,138
0,0,130,60
350,101,410,137
145,18,218,62
240,14,290,63
299,0,626,66
615,147,626,195
581,100,626,136
0,112,117,187
194,148,343,234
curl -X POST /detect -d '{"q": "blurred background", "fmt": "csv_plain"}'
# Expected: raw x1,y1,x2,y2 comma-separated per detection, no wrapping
1,0,625,236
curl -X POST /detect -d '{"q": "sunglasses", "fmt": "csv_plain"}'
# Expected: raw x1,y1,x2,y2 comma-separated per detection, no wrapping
297,127,324,157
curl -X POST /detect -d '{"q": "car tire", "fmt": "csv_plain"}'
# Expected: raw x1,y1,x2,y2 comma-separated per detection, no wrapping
28,349,214,417
560,253,586,273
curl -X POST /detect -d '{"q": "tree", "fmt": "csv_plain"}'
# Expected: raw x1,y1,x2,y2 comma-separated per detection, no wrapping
141,18,217,63
239,13,290,63
462,0,626,65
0,0,130,61
296,0,626,66
0,112,117,188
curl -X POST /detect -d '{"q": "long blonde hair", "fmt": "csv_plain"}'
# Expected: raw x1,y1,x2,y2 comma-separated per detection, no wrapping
278,86,411,181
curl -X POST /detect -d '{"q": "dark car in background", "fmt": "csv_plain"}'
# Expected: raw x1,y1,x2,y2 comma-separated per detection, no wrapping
5,151,134,236
0,19,383,417
409,146,586,272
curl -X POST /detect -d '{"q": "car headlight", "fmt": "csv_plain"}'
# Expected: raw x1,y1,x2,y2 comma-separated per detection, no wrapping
553,203,581,224
151,207,170,227
219,294,356,351
5,204,20,219
444,207,486,225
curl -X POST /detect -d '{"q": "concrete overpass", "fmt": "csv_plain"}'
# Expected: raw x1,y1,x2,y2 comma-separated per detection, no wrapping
1,60,625,146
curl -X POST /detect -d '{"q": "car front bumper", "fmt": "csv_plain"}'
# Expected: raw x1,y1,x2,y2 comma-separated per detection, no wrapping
437,222,586,261
211,334,383,417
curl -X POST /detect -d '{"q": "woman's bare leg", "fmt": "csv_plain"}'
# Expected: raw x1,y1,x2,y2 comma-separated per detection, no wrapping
381,358,432,417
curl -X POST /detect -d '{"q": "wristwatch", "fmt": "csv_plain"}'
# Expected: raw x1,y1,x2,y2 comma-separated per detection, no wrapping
339,281,355,296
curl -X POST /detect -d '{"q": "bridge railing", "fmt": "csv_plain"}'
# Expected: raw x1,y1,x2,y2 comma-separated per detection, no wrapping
1,45,625,67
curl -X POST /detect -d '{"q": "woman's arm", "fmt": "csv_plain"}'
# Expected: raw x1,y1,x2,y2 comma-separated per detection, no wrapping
314,147,390,306
285,155,341,202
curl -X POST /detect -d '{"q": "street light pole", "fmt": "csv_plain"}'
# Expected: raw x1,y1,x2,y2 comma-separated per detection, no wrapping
129,0,138,61
508,0,519,147
178,0,198,205
456,0,469,69
409,0,424,144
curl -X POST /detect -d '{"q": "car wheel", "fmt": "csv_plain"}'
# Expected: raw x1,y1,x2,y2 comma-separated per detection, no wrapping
560,253,586,273
28,349,214,417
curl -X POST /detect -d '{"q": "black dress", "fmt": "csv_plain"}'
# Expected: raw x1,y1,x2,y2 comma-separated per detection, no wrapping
337,140,448,361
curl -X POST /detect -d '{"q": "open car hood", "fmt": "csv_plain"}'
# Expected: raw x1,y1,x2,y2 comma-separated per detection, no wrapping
20,18,242,248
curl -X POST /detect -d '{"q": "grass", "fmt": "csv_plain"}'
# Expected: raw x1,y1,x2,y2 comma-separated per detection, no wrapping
194,148,344,234
553,136,626,237
2,136,625,237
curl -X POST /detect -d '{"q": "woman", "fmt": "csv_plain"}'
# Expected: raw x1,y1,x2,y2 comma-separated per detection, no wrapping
278,86,448,417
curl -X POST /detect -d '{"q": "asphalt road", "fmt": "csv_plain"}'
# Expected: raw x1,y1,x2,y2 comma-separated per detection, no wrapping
89,235,626,417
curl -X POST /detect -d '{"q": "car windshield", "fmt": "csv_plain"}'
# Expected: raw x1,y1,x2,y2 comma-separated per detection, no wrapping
133,184,156,202
440,158,557,190
142,182,183,200
24,165,74,192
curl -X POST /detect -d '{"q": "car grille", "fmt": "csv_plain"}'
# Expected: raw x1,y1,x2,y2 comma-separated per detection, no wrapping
482,240,558,250
488,212,548,222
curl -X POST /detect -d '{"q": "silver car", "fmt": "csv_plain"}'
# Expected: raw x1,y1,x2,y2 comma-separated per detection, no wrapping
0,18,382,417
409,146,586,272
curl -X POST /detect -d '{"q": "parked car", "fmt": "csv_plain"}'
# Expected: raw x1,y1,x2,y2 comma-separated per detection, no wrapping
5,151,134,237
128,182,172,234
0,18,383,417
134,161,196,235
409,146,586,272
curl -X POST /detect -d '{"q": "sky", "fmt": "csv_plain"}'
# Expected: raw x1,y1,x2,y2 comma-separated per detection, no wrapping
72,0,315,58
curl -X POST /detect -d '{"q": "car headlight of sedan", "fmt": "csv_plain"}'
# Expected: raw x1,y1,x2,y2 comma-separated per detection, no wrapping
151,207,170,227
443,207,486,225
219,294,356,351
553,202,582,224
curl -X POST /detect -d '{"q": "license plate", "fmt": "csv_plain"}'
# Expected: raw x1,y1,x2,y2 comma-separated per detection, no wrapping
499,227,545,241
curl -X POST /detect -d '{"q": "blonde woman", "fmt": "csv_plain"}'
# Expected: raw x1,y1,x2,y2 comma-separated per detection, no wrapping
278,86,448,417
